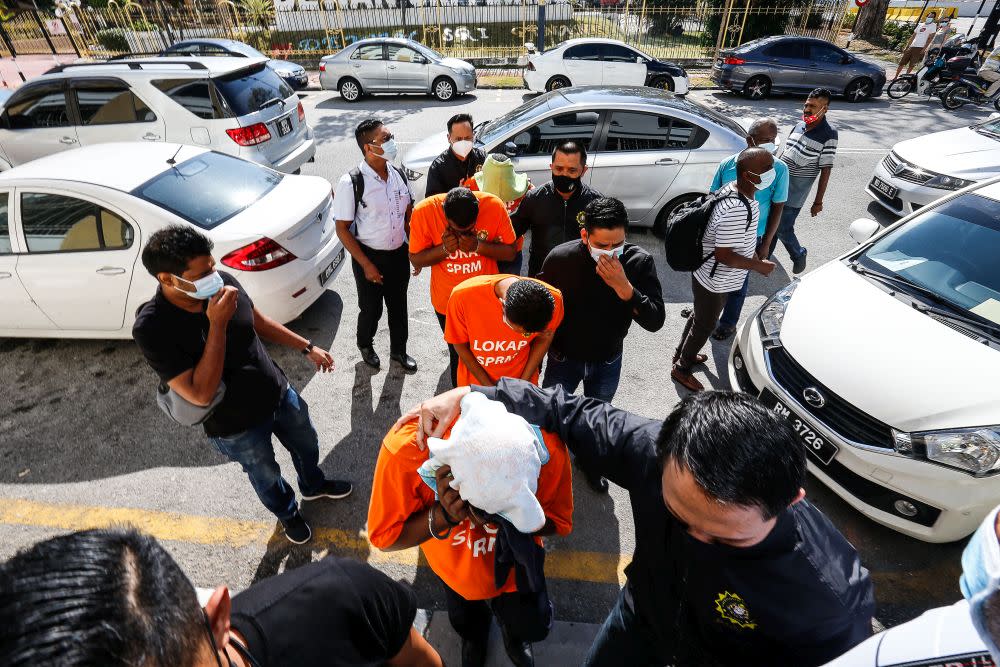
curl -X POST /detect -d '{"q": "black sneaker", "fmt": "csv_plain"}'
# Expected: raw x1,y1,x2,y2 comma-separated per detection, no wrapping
792,249,808,275
281,512,312,545
301,479,353,501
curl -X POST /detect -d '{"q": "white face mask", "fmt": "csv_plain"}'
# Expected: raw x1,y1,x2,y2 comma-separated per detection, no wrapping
750,168,776,191
452,140,474,158
588,243,624,263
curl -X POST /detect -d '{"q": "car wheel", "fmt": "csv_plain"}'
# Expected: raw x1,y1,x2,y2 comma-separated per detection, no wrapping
545,75,571,92
649,75,674,92
844,77,874,102
653,194,702,238
339,78,362,102
433,77,456,101
742,75,771,100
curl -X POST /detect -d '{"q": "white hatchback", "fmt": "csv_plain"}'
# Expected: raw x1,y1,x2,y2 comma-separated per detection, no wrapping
0,142,345,339
729,179,1000,543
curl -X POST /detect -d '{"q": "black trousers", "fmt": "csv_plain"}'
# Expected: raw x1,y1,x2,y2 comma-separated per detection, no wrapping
435,310,458,387
675,275,733,371
351,244,410,354
442,581,553,645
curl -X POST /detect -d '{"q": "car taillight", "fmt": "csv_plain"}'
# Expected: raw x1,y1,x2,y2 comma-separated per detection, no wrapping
527,61,535,71
319,62,326,72
221,238,296,271
226,123,271,146
297,101,305,122
724,56,745,65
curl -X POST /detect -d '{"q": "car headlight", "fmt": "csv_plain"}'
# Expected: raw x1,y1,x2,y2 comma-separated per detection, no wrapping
757,280,799,340
893,427,1000,475
924,174,975,190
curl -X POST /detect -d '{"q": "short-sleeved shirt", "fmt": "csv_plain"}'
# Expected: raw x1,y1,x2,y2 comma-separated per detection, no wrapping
132,271,286,437
779,118,838,181
408,191,516,314
367,420,574,601
444,275,564,387
710,154,788,236
230,554,417,666
909,22,935,49
694,185,759,294
333,161,412,251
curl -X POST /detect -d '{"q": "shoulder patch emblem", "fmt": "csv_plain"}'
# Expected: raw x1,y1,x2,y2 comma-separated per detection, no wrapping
714,591,756,630
477,229,489,241
576,211,586,228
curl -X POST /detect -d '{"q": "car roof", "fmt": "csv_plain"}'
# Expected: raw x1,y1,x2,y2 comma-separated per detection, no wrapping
558,85,696,110
42,56,265,78
0,142,210,191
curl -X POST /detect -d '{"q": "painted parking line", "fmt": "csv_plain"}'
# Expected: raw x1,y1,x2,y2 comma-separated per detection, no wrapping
0,497,626,585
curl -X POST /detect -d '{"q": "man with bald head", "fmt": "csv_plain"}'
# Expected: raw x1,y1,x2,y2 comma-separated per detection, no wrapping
708,118,788,341
672,147,776,392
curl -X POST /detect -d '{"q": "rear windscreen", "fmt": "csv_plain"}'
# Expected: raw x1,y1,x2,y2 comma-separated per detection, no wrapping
213,63,293,117
132,151,282,229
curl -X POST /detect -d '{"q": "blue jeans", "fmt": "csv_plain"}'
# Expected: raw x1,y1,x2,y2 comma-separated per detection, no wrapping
770,205,806,260
209,386,325,521
583,586,668,666
542,350,622,403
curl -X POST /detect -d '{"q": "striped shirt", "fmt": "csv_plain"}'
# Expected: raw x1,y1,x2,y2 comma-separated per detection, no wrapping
780,118,838,180
694,185,759,294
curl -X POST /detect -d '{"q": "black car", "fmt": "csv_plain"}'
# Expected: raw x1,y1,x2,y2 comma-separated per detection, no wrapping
160,38,309,91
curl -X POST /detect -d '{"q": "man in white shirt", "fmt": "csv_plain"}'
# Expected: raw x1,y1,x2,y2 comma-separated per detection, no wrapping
894,14,937,79
334,118,417,372
672,147,776,392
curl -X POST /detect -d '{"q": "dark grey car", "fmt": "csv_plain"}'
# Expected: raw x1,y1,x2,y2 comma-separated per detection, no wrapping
160,38,309,90
712,36,886,101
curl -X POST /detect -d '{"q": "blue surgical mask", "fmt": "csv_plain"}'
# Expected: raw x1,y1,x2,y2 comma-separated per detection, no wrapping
174,271,224,300
961,506,1000,663
378,139,398,162
756,142,778,154
750,168,776,191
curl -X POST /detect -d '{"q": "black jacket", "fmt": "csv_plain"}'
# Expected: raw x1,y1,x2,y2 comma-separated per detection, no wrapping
510,181,602,277
538,240,665,362
474,379,876,667
424,147,486,198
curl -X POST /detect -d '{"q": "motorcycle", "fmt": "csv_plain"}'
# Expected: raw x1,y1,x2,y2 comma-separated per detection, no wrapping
940,73,1000,110
888,35,982,99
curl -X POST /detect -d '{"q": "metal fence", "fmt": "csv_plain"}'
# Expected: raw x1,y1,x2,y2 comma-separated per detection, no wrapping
0,0,854,68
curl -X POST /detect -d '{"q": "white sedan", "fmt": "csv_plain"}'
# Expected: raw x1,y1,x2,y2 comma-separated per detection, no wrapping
0,142,345,339
523,38,689,94
867,115,1000,217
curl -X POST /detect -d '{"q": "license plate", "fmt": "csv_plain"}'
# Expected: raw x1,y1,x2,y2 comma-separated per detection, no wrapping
870,175,898,200
318,248,344,287
759,389,840,466
277,117,292,137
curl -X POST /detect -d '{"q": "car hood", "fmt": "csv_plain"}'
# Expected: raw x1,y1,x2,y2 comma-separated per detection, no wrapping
893,126,1000,180
403,130,450,171
779,261,1000,432
438,57,474,72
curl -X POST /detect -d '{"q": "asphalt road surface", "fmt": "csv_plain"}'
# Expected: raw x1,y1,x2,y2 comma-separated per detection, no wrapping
0,87,993,630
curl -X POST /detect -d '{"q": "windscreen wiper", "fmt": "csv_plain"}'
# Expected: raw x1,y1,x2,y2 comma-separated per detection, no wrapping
258,97,283,111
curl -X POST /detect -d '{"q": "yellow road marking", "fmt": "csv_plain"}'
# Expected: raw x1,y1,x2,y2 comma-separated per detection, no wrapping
0,497,627,585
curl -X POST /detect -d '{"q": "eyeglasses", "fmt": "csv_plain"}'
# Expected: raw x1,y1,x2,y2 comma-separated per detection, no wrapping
368,133,394,146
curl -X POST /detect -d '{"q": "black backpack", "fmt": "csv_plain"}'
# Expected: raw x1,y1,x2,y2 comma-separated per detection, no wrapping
347,164,408,210
663,190,752,273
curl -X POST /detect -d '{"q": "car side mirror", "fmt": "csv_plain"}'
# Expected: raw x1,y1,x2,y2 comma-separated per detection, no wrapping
636,56,643,64
504,141,520,157
842,55,853,65
848,218,880,245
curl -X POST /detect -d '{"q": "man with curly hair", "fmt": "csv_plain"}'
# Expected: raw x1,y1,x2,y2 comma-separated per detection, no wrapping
132,225,351,545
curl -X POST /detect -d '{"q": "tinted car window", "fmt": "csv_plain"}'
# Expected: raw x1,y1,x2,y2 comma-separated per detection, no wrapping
0,193,10,254
213,63,293,117
388,45,421,62
809,43,845,64
165,43,201,54
4,83,70,129
353,44,384,60
604,111,702,151
21,193,133,252
152,79,225,120
132,151,283,229
763,40,807,59
507,111,599,156
602,44,640,63
74,81,155,125
564,44,601,60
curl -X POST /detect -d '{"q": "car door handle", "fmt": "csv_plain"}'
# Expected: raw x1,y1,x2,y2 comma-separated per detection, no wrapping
352,63,361,67
655,157,679,166
388,64,396,69
96,266,126,275
60,136,77,144
142,132,161,141
0,271,11,279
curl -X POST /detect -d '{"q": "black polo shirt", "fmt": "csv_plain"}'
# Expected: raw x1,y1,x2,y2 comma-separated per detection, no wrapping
230,555,418,666
424,146,486,198
132,271,286,438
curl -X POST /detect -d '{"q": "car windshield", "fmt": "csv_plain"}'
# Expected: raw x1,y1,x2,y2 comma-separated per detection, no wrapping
973,117,1000,141
855,193,1000,327
132,151,283,229
417,43,444,60
477,93,568,144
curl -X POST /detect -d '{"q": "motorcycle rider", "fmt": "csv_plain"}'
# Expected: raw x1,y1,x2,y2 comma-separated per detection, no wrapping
978,44,1000,99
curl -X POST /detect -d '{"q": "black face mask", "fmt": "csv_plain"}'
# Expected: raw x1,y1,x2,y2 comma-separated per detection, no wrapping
552,174,580,194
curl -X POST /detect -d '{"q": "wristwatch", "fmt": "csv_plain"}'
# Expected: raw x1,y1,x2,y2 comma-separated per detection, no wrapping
301,340,314,355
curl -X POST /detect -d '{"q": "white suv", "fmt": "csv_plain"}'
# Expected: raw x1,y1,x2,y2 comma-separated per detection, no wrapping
0,57,315,173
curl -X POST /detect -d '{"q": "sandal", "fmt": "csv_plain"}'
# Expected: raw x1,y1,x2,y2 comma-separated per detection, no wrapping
712,326,737,341
672,352,708,365
671,365,704,392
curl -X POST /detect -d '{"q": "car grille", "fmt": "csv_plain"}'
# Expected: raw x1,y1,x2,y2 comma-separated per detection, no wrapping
882,152,933,185
766,347,895,449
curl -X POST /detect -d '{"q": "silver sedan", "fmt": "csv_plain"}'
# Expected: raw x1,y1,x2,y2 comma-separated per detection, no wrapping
404,86,747,230
319,38,476,102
